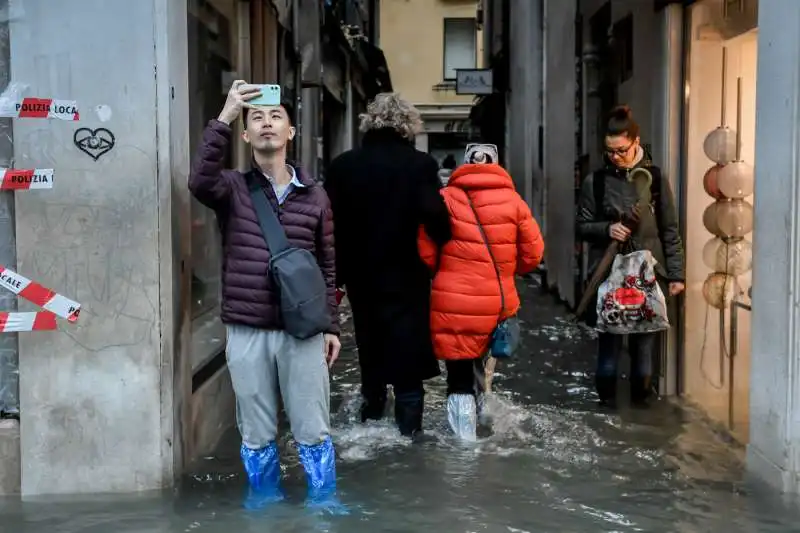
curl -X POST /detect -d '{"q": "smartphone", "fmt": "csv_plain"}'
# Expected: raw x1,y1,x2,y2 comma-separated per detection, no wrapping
243,84,281,107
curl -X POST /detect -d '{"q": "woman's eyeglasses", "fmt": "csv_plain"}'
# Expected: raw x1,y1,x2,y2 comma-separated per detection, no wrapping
605,141,635,156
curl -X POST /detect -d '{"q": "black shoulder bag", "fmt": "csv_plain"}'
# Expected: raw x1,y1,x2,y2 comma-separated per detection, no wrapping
246,171,331,339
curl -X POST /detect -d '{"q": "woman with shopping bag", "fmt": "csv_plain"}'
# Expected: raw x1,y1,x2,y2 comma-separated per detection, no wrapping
576,105,685,408
418,144,544,441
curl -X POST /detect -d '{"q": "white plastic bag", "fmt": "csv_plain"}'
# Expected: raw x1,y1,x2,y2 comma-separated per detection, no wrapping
596,250,669,334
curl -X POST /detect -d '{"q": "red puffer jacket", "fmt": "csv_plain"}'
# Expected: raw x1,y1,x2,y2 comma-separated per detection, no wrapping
418,163,544,360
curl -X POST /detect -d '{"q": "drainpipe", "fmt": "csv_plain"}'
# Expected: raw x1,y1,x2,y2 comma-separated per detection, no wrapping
292,0,302,164
295,0,322,177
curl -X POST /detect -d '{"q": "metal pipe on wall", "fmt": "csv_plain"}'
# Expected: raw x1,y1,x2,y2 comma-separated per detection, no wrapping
653,2,685,397
507,0,542,210
236,0,252,172
292,0,302,164
294,0,322,176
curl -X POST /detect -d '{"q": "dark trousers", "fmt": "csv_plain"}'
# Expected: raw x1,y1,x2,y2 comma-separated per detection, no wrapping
595,332,657,404
360,366,425,436
444,358,486,397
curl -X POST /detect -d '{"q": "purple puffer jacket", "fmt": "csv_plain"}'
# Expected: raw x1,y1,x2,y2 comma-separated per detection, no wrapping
188,119,339,335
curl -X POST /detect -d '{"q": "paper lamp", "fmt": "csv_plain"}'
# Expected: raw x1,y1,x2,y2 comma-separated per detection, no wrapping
703,165,726,199
716,200,754,238
703,127,737,165
702,237,724,270
703,202,722,236
715,238,753,276
717,160,754,199
702,272,737,310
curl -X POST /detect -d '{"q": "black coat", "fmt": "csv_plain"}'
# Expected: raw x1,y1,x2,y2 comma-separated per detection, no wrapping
576,158,684,326
325,128,452,385
577,161,684,281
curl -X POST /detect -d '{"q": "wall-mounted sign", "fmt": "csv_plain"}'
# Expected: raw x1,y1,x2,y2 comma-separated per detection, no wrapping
456,68,493,95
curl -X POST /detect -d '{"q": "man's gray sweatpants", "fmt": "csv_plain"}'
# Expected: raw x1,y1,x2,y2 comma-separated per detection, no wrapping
225,324,330,448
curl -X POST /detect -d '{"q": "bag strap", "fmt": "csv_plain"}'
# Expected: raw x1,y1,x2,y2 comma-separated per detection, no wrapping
246,170,291,255
464,191,505,315
592,169,605,216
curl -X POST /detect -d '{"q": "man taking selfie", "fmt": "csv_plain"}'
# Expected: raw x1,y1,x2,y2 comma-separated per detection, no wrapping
188,80,344,513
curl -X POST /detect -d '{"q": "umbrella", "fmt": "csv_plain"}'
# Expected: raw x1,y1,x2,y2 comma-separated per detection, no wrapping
574,168,654,321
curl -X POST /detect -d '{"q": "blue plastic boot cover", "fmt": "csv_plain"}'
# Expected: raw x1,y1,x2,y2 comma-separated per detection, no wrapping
447,394,477,442
297,436,349,515
241,442,284,507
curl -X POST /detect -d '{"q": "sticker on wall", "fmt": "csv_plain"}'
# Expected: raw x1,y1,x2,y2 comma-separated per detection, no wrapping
0,265,81,332
73,127,115,161
0,168,53,190
0,97,79,120
94,105,112,123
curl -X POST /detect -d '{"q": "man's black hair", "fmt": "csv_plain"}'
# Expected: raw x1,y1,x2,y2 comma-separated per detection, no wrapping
242,97,296,128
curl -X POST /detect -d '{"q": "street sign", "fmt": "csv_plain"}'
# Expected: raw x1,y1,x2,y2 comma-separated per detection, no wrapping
455,68,493,95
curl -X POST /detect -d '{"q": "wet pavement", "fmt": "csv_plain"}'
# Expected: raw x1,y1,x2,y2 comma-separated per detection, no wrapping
3,273,800,532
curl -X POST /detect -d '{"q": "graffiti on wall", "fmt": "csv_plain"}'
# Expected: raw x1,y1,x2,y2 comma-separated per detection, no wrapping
73,127,115,161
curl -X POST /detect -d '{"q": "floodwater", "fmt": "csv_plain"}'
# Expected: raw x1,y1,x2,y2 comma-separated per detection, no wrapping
3,276,800,532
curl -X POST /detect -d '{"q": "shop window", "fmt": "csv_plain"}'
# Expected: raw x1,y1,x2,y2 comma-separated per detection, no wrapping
612,14,633,84
443,18,477,81
681,0,757,442
187,0,243,369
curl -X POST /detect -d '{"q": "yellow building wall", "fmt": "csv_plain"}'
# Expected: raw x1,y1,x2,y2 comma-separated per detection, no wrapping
379,0,483,105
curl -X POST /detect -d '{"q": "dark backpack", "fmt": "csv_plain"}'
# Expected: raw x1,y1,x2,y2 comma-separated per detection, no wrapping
247,170,331,339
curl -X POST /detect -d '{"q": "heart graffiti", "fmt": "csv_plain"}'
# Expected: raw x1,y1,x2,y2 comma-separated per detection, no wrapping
73,127,115,161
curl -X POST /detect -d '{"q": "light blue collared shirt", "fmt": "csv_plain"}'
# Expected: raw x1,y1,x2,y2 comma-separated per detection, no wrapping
263,165,305,205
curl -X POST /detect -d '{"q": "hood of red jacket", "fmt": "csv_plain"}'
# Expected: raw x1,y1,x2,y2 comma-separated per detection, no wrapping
447,163,515,191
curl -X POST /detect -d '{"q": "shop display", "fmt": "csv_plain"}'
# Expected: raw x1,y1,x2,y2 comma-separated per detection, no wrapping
703,126,737,165
702,237,724,270
702,201,722,236
702,272,737,310
703,164,726,199
700,56,753,308
716,199,754,238
715,238,753,276
717,160,755,199
702,236,753,276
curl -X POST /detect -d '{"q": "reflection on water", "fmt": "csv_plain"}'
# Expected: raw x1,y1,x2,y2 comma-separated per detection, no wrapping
2,277,800,532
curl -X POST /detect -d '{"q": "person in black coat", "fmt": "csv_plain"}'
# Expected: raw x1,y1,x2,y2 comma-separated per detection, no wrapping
324,93,452,438
576,105,685,407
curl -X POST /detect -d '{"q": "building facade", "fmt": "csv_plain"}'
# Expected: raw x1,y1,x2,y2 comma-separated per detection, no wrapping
571,0,757,444
378,0,483,165
480,0,800,494
0,0,389,496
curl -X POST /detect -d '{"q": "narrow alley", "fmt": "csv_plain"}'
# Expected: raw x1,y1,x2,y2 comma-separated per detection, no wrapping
2,274,794,532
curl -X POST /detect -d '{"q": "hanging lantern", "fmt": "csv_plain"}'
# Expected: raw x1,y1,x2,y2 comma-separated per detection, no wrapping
703,201,723,236
715,238,753,276
703,127,737,165
717,160,754,199
716,199,754,238
702,272,737,310
702,237,724,270
703,164,726,199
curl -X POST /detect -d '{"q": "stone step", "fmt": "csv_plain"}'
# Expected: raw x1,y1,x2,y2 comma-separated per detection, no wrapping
0,419,20,495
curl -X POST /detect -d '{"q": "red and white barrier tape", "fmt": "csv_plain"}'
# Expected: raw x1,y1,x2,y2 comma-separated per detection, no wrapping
0,266,80,325
0,98,79,121
0,311,57,332
0,168,53,190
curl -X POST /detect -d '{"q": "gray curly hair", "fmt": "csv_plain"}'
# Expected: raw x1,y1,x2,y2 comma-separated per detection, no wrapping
358,92,424,140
